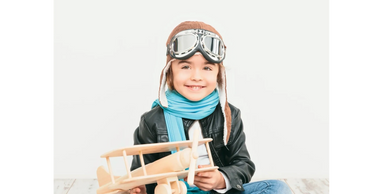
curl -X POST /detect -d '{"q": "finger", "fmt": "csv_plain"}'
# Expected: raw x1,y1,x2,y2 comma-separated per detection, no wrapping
197,165,216,175
196,171,213,178
198,164,212,168
193,181,212,191
139,185,146,190
194,176,214,185
195,179,212,185
131,187,142,194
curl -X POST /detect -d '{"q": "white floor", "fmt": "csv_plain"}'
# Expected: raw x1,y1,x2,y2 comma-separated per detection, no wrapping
54,178,329,194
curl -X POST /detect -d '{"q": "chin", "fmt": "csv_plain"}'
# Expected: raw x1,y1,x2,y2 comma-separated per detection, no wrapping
183,94,206,102
187,97,204,102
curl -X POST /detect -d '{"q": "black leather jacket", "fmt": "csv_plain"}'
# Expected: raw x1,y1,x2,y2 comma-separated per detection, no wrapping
130,103,255,194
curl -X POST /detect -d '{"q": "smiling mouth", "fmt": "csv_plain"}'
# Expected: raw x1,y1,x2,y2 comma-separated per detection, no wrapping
185,85,205,90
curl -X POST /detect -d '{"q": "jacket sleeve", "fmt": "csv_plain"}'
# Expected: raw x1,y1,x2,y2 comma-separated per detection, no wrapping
130,114,158,194
217,108,255,193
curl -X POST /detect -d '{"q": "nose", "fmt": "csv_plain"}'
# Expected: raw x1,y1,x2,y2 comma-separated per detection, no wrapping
190,69,202,81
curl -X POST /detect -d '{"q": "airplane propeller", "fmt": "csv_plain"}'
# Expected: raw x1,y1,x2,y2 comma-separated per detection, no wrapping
187,128,200,185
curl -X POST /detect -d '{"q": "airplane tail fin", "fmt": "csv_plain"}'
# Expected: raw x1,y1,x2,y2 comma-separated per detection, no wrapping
96,165,120,187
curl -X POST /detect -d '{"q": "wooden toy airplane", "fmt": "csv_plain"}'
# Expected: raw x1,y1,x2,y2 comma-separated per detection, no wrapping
96,129,218,194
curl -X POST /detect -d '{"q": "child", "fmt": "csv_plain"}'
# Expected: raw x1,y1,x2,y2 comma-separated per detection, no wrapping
130,21,292,194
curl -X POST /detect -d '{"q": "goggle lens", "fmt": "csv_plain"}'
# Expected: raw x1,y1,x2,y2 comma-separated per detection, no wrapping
171,35,197,54
203,36,224,56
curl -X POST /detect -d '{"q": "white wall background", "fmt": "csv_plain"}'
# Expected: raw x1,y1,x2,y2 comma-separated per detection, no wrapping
54,0,328,179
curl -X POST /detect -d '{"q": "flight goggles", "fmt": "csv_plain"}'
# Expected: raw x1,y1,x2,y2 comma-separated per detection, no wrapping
167,29,226,63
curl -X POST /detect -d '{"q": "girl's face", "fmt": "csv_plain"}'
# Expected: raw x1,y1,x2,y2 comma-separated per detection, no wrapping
171,54,219,101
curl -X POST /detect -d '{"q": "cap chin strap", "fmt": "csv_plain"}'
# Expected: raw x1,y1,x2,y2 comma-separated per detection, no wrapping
158,53,229,145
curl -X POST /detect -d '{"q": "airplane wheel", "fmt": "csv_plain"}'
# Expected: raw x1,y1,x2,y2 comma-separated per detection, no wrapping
179,181,187,194
155,184,172,194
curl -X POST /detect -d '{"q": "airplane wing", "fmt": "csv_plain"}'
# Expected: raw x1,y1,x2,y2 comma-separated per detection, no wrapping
100,138,213,158
108,167,219,191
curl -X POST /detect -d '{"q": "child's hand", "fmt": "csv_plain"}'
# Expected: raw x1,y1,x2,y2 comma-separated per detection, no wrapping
128,185,146,194
191,165,226,191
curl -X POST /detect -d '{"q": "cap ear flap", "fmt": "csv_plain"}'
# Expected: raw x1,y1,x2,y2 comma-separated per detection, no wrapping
216,64,231,145
158,59,174,107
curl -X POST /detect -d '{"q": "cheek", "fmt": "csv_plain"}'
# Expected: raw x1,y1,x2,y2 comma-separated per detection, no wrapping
206,72,219,84
172,73,188,88
173,73,184,83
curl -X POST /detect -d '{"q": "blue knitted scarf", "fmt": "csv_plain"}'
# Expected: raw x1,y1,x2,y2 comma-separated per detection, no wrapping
152,89,219,194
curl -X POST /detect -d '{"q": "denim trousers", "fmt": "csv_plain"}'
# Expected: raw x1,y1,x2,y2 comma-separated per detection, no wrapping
236,180,292,194
187,180,292,194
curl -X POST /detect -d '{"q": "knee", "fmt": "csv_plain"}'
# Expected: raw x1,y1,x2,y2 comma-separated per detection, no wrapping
267,180,292,194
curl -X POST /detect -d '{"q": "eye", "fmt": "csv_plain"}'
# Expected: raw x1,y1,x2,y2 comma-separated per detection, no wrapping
181,65,190,69
203,66,212,71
